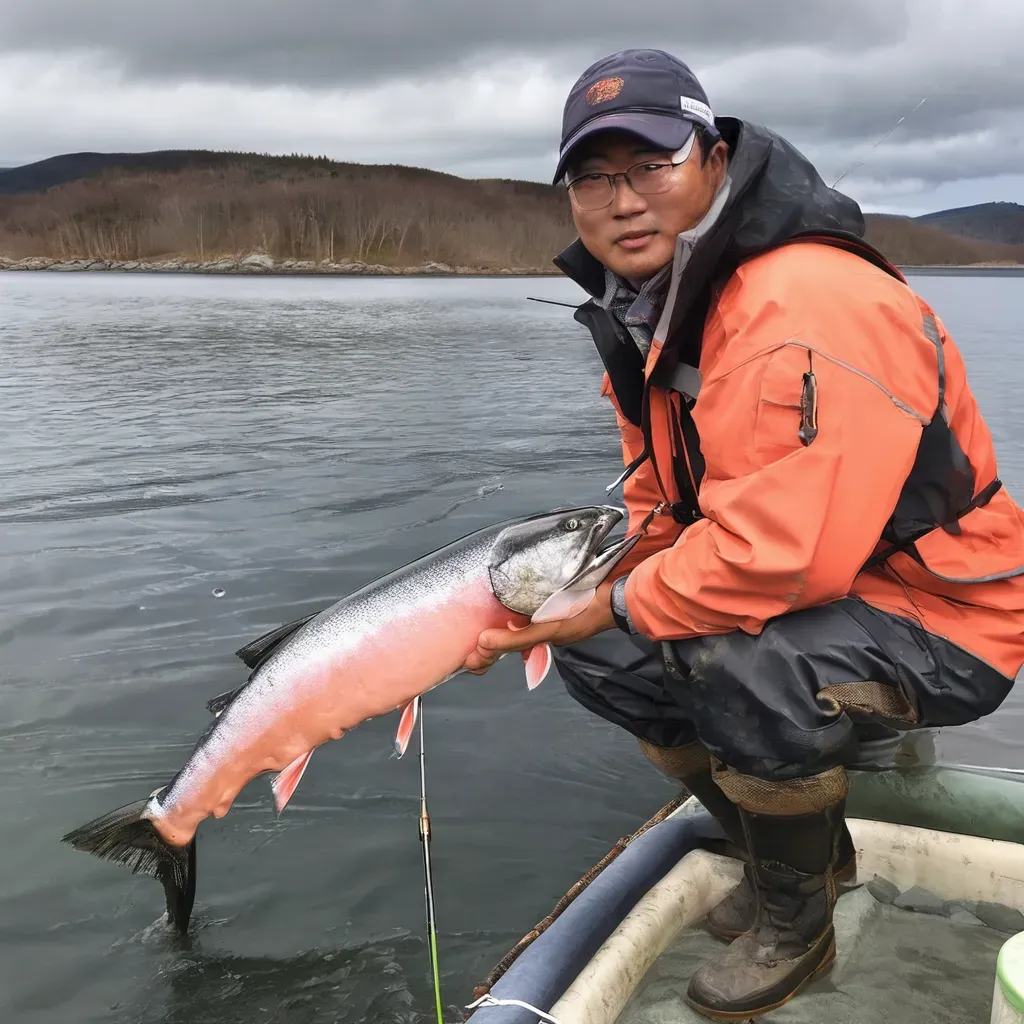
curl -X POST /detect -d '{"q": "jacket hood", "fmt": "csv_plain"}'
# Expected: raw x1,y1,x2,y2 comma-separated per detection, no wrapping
554,118,866,328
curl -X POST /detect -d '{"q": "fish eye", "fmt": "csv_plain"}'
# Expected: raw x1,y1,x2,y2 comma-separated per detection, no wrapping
565,518,580,531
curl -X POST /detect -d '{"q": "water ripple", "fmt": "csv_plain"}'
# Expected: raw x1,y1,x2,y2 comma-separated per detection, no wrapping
1,271,1022,1024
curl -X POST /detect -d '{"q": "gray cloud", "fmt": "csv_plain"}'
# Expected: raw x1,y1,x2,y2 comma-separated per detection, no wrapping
1,0,1022,213
3,1,906,87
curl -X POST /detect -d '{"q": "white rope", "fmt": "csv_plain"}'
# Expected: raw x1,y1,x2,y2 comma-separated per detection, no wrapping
465,993,566,1024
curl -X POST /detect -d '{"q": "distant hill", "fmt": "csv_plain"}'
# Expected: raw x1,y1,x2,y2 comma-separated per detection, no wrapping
915,202,1024,245
0,150,477,196
1,149,1021,268
0,151,197,194
0,151,573,269
864,213,1024,265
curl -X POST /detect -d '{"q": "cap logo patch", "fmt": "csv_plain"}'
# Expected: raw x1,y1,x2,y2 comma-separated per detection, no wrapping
585,77,624,105
679,96,713,124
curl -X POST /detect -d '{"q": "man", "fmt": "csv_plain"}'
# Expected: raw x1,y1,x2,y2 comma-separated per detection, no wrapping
465,48,1024,1020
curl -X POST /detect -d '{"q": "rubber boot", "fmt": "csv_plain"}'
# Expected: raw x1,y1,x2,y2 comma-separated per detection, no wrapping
685,801,843,1021
676,759,748,858
638,740,851,943
636,740,761,932
636,739,747,857
705,816,857,940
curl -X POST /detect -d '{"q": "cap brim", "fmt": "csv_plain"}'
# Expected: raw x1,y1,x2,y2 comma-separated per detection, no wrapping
553,112,695,185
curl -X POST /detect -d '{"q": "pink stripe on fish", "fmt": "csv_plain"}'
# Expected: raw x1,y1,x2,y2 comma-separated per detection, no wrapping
153,572,507,846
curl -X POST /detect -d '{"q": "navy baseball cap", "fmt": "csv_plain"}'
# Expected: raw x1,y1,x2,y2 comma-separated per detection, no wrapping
553,49,718,185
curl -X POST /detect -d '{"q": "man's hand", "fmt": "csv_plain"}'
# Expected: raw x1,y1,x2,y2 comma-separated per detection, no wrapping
464,580,618,675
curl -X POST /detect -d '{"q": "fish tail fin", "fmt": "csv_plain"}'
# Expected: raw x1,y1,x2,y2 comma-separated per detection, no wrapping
61,796,197,933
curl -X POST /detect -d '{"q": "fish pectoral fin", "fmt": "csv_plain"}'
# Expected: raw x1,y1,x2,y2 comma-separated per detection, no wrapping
530,586,597,624
393,697,420,759
206,684,246,716
271,750,315,813
235,610,320,672
523,644,553,690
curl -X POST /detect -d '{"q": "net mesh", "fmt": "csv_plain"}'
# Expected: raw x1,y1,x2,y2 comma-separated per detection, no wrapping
818,680,919,724
635,740,710,779
712,762,850,815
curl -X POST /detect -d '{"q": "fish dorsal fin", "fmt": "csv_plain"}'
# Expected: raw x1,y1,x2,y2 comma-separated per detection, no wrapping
221,610,321,712
206,684,246,716
234,610,319,671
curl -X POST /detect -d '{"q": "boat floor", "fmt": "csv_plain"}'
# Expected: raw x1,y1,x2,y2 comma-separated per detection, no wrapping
618,883,1020,1024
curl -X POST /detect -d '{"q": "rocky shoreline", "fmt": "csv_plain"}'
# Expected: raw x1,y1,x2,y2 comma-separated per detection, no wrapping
0,253,556,276
3,254,1018,276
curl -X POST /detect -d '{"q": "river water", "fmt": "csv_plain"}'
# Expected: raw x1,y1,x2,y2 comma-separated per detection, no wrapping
1,271,1021,1023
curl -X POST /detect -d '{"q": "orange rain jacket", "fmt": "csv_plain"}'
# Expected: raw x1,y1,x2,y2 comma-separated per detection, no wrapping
557,121,1024,680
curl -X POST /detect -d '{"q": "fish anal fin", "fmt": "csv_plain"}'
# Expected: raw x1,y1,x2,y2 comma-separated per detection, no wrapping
271,750,315,813
235,610,320,672
206,684,246,716
394,697,420,759
531,587,596,624
523,643,552,690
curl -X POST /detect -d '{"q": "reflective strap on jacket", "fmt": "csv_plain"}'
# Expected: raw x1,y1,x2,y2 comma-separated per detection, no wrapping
861,311,1003,573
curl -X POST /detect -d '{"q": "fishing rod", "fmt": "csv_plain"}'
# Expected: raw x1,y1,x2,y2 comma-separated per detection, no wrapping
526,296,579,308
416,696,446,1024
832,96,928,189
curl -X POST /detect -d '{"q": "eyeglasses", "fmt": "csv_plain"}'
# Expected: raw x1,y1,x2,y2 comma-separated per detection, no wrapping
566,157,690,212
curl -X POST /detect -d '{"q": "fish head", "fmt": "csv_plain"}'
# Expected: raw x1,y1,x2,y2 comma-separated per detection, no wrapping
487,505,627,616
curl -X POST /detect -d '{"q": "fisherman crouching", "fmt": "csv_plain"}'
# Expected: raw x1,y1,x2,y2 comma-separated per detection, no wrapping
464,48,1024,1022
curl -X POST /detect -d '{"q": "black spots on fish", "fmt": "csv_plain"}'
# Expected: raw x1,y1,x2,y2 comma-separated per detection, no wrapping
219,609,322,715
193,715,222,750
61,797,198,934
234,610,319,673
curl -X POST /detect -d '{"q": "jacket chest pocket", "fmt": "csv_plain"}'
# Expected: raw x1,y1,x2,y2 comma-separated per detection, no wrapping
754,346,815,462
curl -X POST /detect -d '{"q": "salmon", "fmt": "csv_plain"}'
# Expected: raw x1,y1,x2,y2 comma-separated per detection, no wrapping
62,505,640,933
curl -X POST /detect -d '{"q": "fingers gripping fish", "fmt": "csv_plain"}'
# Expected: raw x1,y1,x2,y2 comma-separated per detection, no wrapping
62,505,643,934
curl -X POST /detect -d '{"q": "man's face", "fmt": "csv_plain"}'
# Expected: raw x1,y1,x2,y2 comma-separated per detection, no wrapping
566,130,728,280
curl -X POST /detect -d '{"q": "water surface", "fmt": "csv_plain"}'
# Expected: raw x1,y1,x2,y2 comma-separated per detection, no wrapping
1,271,1021,1023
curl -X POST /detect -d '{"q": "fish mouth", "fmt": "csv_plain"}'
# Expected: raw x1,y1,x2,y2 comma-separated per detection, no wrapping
561,506,637,591
584,505,625,558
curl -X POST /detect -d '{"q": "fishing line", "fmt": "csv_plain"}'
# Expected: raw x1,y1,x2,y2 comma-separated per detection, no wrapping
832,97,928,189
416,696,446,1024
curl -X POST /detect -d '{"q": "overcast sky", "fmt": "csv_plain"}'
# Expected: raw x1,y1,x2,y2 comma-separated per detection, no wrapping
2,0,1022,214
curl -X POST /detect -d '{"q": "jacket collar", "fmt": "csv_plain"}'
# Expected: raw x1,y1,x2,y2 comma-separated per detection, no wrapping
552,237,606,299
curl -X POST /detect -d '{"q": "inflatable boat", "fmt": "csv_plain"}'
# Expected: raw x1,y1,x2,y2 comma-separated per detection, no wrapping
466,762,1024,1024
